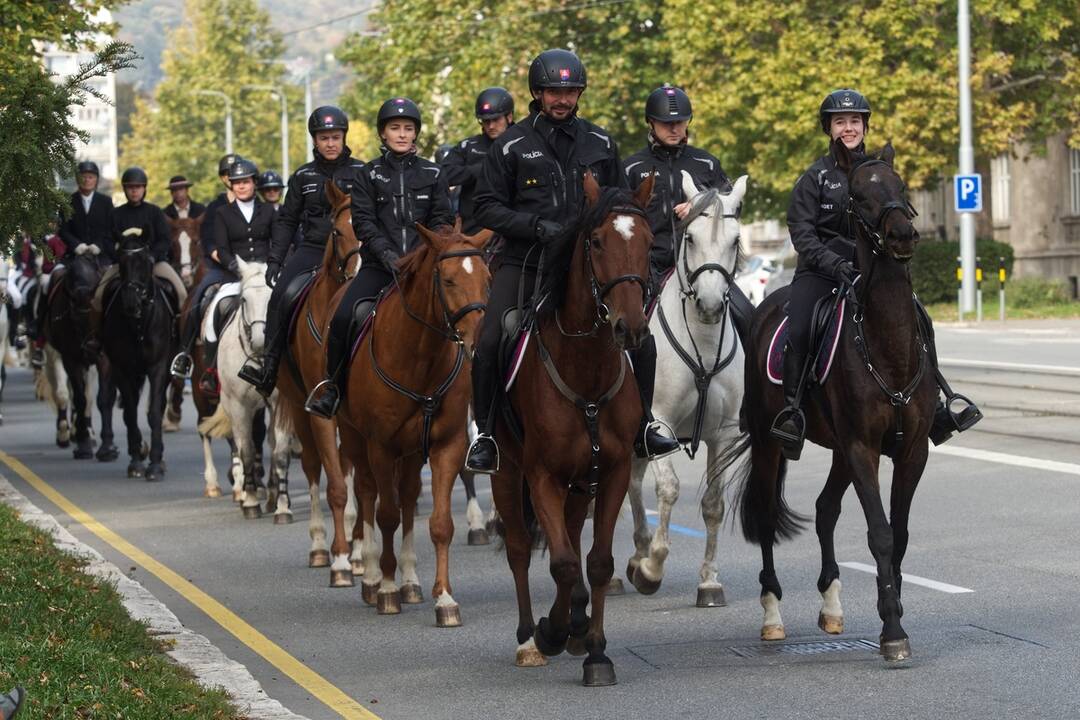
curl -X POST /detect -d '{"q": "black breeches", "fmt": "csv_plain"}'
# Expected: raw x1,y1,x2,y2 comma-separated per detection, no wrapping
786,272,838,356
329,264,394,342
472,263,535,426
266,244,323,347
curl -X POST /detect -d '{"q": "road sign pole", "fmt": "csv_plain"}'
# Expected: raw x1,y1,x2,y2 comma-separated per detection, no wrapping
958,0,976,313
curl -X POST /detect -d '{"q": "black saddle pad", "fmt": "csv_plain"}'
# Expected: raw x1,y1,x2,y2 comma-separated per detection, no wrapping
767,292,845,385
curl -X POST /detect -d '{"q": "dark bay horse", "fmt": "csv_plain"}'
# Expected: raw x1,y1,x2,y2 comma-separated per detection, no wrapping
727,141,933,662
336,221,491,625
493,172,654,686
102,236,180,481
42,247,117,461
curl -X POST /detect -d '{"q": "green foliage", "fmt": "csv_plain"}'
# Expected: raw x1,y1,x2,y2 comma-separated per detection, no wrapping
1009,276,1072,308
911,237,1014,304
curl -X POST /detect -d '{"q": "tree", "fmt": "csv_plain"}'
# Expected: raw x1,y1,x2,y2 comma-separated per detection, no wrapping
0,1,136,256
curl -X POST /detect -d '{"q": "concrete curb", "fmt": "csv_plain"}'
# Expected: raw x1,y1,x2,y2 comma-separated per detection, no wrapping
0,473,312,720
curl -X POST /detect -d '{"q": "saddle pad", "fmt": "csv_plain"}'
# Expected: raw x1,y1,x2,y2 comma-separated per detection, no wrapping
202,282,240,343
645,267,676,319
766,298,845,386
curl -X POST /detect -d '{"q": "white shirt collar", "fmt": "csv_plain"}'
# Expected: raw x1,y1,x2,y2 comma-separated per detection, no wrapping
237,198,255,222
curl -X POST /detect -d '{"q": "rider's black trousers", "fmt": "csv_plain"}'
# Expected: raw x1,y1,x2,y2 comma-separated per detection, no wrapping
264,244,324,354
472,262,535,430
786,271,838,356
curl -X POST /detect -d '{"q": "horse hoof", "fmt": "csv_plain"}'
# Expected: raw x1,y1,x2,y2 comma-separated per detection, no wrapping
605,578,625,596
56,435,71,449
761,624,786,641
533,618,567,657
127,463,144,478
273,512,293,525
241,504,262,520
515,639,548,667
630,566,662,595
73,445,94,460
204,485,222,498
350,559,365,576
401,584,423,604
566,633,588,656
625,558,639,584
377,590,402,615
880,638,912,662
467,528,490,546
95,444,118,462
696,585,727,608
307,550,329,568
818,613,844,635
582,658,617,687
330,569,354,588
436,604,462,628
361,583,378,606
144,465,164,482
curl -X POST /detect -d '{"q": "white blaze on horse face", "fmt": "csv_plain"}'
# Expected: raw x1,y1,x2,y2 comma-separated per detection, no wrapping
179,231,191,276
613,214,636,242
462,256,474,274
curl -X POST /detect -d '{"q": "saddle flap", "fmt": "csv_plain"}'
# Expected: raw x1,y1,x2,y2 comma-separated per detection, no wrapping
499,307,531,392
284,270,317,341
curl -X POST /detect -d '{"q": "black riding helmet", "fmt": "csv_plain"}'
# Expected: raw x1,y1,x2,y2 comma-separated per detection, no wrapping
227,158,259,183
434,144,454,164
308,105,349,136
377,97,422,136
819,89,871,133
528,49,587,95
218,153,242,176
645,84,692,123
121,167,148,186
475,87,514,119
76,160,100,176
257,170,284,190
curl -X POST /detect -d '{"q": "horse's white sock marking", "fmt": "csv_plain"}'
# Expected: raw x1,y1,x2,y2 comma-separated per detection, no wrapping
821,578,843,615
761,591,783,626
463,257,474,274
331,553,350,571
436,591,456,607
613,214,635,241
466,497,484,530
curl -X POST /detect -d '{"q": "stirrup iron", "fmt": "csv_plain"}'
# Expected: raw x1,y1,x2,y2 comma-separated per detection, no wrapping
640,419,681,460
465,433,500,473
170,352,193,379
304,379,340,417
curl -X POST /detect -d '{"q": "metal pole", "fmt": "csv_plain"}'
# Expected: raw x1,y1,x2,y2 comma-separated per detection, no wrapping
956,255,963,322
304,69,313,163
976,255,983,322
958,0,976,313
280,92,290,180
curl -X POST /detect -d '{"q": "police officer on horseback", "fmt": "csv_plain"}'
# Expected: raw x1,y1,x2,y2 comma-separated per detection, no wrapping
771,89,981,459
304,97,453,418
239,106,366,395
623,84,732,459
257,170,285,209
440,87,515,234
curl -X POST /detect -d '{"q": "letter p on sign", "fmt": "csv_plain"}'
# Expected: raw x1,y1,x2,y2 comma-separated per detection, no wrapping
954,174,982,213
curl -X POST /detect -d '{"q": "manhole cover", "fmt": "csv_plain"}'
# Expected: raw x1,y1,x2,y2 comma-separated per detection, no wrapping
730,639,879,658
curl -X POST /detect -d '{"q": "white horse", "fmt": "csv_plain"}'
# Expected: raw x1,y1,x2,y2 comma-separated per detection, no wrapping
627,173,749,607
199,258,294,524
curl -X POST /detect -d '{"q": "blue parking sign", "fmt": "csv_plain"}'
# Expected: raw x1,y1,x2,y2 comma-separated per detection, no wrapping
954,173,982,213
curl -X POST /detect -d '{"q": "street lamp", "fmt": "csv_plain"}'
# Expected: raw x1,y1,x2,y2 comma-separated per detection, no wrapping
243,84,290,180
194,89,233,154
260,58,313,163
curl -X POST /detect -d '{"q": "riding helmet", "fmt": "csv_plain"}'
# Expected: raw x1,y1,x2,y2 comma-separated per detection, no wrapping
434,144,454,164
218,153,242,176
76,160,100,176
227,158,259,183
528,49,587,94
308,105,349,136
645,84,692,123
120,166,148,186
257,170,285,190
475,87,514,119
819,89,871,133
377,97,422,135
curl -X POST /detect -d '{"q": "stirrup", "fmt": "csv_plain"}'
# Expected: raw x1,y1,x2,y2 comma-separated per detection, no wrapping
465,433,500,473
170,352,193,379
636,419,681,460
770,406,806,460
304,380,340,418
237,361,265,387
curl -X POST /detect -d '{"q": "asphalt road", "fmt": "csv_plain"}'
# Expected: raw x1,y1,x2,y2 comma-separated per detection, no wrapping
2,320,1079,720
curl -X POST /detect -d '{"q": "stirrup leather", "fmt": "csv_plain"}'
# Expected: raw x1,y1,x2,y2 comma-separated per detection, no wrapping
465,433,500,473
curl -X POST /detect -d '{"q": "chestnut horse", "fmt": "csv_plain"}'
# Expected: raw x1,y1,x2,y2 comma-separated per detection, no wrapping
493,173,654,686
336,221,491,625
164,214,205,432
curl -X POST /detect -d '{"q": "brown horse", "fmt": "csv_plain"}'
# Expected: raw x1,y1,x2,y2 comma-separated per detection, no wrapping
164,214,206,432
492,173,654,686
275,181,361,580
335,221,491,625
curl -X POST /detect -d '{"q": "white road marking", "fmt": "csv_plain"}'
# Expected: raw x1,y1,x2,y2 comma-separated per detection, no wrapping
931,444,1080,477
613,214,635,241
839,562,973,594
938,357,1080,376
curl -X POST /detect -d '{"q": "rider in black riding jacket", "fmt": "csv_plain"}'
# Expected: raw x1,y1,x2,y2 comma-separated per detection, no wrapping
59,160,114,263
238,106,366,395
623,84,730,459
770,89,981,459
257,170,285,210
304,97,454,418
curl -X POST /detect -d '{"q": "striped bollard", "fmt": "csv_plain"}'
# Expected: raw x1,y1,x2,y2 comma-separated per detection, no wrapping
976,255,983,323
999,256,1006,322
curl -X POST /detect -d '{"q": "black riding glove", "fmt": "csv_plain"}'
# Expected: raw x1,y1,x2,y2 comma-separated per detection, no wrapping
833,260,858,287
265,261,281,288
378,249,400,272
535,219,564,245
227,258,240,275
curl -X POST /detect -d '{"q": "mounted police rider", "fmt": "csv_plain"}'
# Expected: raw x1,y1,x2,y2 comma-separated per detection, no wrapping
770,89,981,459
304,97,453,417
171,158,273,394
440,87,515,234
464,48,631,472
238,106,366,394
623,84,731,459
257,170,285,210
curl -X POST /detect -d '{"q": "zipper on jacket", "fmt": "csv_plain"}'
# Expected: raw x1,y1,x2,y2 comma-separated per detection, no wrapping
399,170,408,253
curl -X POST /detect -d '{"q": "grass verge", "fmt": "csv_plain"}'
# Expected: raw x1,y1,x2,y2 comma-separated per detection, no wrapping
924,297,1080,323
0,502,245,719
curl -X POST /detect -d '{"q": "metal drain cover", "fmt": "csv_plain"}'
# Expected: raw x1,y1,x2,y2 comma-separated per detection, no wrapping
730,638,879,658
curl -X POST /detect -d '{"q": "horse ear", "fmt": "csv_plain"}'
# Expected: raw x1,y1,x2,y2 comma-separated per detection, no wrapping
679,170,700,205
465,228,493,249
583,170,601,207
194,213,207,227
879,142,895,167
728,174,749,206
165,215,177,230
415,222,445,250
634,172,655,210
833,138,855,173
325,179,347,208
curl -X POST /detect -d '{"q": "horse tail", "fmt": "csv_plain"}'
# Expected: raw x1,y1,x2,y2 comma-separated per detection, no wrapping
731,436,808,545
197,403,232,438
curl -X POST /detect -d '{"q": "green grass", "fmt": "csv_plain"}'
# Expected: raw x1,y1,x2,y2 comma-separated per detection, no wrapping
0,503,245,719
923,295,1080,323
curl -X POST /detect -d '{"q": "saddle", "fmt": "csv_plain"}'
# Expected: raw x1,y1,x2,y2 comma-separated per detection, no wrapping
342,287,396,363
766,291,846,386
282,270,317,341
201,282,240,343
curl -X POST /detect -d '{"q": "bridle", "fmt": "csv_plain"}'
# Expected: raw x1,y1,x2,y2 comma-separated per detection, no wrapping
674,187,741,300
118,244,156,324
237,279,270,361
328,204,361,280
846,159,919,258
396,247,488,346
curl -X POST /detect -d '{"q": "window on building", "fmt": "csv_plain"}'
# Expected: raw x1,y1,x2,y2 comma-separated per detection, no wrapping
1071,147,1080,216
991,154,1010,223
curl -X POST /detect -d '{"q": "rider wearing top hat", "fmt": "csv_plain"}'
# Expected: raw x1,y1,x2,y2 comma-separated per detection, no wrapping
238,106,366,395
770,89,981,459
304,97,454,418
163,176,206,220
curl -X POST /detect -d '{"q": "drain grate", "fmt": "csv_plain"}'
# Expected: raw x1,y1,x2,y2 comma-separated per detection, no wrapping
729,638,879,658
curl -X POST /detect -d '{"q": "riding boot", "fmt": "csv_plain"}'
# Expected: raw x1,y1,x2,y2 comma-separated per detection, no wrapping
304,328,348,419
630,336,681,459
197,340,220,397
465,354,500,473
82,308,103,362
770,345,809,461
239,311,281,396
170,313,199,379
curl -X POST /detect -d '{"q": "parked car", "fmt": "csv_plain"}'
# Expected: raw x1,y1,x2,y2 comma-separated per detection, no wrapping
735,254,778,305
763,246,797,299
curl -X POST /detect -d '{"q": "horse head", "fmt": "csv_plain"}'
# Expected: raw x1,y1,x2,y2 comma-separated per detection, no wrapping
234,257,271,354
67,245,102,305
678,172,748,324
833,140,919,264
167,214,205,287
415,217,492,357
323,180,362,282
117,230,154,320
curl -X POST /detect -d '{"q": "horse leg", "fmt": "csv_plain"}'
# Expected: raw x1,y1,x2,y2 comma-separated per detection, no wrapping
143,366,168,481
335,426,364,576
95,359,118,461
816,451,853,634
399,454,426,608
65,359,93,459
252,408,267,499
226,437,244,502
888,443,929,633
268,402,293,524
200,432,221,497
428,443,466,626
490,468,544,667
369,441,402,613
565,494,592,656
696,440,728,608
625,457,650,585
349,439,381,604
632,454,679,595
531,472,578,659
117,377,144,478
292,410,328,568
163,376,183,432
750,440,786,641
310,416,352,588
455,469,485,546
233,404,261,519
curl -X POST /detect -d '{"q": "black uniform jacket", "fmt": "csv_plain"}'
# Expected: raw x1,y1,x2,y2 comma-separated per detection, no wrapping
59,191,114,258
351,148,453,269
269,148,366,266
164,200,207,220
200,192,229,262
787,143,858,280
110,201,172,264
474,102,624,267
623,139,729,272
440,132,494,234
213,199,274,271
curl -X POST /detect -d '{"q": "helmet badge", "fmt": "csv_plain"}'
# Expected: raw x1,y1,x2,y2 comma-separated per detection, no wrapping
482,102,491,111
323,115,334,124
665,88,676,96
841,95,854,108
559,68,570,81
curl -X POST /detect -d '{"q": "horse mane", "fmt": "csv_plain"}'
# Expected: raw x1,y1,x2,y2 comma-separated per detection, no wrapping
394,237,435,282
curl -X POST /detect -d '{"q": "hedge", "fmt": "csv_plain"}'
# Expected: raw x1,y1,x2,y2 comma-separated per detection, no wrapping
910,238,1015,304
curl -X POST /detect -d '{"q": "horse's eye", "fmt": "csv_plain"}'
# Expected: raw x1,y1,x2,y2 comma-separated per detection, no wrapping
685,233,695,245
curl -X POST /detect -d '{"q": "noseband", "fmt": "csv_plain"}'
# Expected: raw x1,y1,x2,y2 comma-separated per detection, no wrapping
238,281,269,358
118,244,155,320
